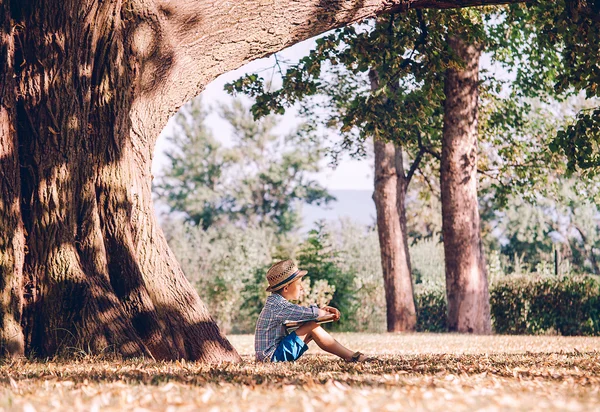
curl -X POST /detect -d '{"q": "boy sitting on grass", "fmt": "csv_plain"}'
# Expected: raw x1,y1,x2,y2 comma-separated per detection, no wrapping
255,259,371,362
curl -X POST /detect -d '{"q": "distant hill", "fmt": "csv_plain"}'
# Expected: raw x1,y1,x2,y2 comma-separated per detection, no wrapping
155,189,376,231
301,189,375,231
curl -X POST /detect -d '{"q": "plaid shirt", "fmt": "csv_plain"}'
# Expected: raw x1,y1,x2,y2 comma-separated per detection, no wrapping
254,293,319,362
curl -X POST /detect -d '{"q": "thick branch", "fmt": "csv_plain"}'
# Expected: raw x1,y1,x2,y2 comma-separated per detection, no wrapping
132,0,532,143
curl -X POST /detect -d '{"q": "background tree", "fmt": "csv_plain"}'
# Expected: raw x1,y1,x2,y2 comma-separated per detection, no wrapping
154,97,333,233
441,31,491,333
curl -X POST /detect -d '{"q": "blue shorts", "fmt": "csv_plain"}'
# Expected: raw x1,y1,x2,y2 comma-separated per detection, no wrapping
271,332,309,362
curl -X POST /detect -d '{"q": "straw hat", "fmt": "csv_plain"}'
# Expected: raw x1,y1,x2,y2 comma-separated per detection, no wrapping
265,259,308,292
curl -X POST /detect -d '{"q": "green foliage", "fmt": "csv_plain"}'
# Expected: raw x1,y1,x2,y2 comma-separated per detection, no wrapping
490,275,600,336
225,7,564,183
226,5,583,255
415,274,600,335
496,2,600,174
410,239,445,288
166,220,276,334
296,222,358,331
297,278,336,309
486,178,600,275
555,107,600,174
414,287,447,332
154,97,334,233
328,219,386,332
165,214,600,335
238,265,272,332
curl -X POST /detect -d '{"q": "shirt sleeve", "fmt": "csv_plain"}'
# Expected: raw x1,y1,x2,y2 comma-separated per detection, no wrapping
280,301,319,322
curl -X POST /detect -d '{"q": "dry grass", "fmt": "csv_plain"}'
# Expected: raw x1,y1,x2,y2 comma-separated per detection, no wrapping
1,333,599,411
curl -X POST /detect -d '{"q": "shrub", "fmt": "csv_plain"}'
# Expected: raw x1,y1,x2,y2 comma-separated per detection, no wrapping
326,219,386,332
167,221,276,334
296,222,358,331
410,239,445,288
490,275,600,335
414,286,447,332
166,217,600,336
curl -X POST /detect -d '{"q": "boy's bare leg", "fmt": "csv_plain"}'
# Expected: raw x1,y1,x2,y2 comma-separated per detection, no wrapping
295,322,355,361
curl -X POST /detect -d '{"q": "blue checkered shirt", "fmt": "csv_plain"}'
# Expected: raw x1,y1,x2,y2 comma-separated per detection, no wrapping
254,293,319,362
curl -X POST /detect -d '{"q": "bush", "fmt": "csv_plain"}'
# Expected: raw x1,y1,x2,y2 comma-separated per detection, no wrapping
165,217,600,336
490,275,600,335
415,274,600,336
296,222,358,331
414,286,447,332
325,219,386,332
167,221,276,334
411,239,445,288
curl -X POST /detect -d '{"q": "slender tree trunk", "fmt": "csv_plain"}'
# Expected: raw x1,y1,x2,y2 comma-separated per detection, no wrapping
370,70,416,332
440,36,491,334
395,147,413,276
0,0,528,359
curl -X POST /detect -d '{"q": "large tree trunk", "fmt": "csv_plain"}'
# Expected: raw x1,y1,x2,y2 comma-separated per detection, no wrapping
0,0,25,357
7,0,240,362
0,0,527,359
371,70,416,332
440,36,491,334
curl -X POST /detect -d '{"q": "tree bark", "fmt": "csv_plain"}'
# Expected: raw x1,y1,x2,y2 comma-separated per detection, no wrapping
440,36,491,334
371,70,416,332
0,0,25,357
0,0,528,359
7,0,239,362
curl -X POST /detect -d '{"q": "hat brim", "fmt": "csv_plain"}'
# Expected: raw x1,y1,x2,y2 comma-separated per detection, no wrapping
266,270,308,292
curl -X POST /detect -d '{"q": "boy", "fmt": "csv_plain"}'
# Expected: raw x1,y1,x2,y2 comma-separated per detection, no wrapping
255,259,371,362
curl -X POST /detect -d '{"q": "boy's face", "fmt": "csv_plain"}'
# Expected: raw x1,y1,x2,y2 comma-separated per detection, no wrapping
281,278,304,300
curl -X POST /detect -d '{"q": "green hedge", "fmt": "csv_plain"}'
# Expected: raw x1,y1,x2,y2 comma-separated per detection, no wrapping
415,287,447,332
416,275,600,335
490,275,600,336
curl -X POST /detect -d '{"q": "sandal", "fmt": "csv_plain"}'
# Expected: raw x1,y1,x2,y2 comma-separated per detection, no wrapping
349,351,378,362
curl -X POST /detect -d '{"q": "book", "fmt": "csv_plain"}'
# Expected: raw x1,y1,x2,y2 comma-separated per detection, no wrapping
283,314,337,332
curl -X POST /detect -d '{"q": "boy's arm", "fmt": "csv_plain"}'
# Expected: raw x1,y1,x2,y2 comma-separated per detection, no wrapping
281,301,320,322
282,302,337,321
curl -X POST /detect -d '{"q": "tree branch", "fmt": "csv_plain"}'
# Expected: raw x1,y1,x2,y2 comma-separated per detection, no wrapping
417,164,438,196
406,130,426,187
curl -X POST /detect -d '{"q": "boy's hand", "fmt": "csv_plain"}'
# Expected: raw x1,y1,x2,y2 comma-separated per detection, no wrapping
322,306,341,321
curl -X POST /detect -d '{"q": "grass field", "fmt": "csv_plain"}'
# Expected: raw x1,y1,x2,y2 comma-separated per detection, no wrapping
1,333,599,411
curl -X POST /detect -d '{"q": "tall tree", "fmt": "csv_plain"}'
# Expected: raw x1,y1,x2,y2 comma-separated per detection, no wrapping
370,69,417,331
154,97,333,233
441,35,491,333
0,0,538,360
